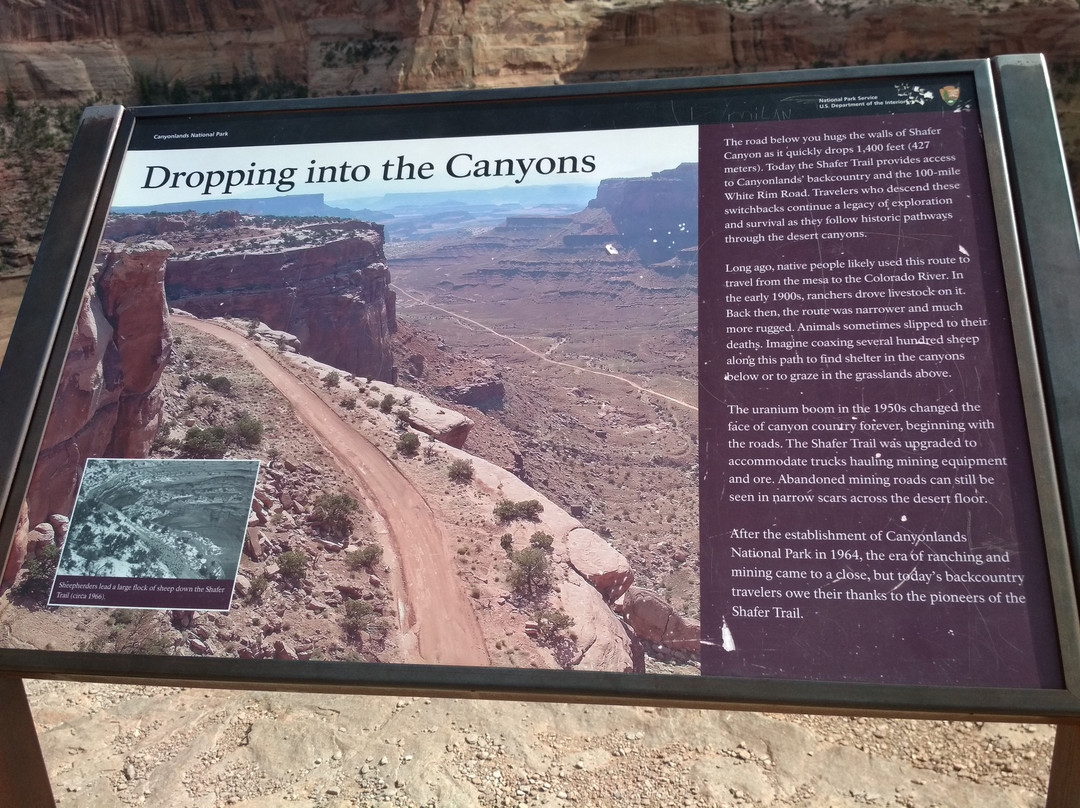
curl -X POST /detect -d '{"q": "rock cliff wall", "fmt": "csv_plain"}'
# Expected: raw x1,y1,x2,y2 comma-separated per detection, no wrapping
110,213,397,381
590,162,699,267
2,0,1078,101
3,0,1080,281
4,241,173,587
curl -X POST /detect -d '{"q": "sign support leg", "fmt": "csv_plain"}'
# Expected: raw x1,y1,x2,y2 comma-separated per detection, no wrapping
0,677,55,807
1047,722,1080,808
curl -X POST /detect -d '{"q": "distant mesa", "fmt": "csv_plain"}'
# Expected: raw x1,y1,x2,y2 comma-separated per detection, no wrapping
112,193,367,219
589,162,698,268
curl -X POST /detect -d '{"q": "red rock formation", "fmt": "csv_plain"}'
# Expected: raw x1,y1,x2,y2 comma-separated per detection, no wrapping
159,217,396,380
589,162,698,267
567,2,1080,81
558,573,637,672
617,585,701,653
102,213,195,241
3,1,1080,101
24,241,172,528
566,526,635,603
2,502,30,589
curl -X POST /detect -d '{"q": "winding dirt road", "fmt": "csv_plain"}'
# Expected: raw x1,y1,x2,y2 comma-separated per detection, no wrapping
179,316,490,668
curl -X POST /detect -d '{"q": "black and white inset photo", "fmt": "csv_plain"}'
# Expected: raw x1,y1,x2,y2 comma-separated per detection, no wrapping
49,458,259,610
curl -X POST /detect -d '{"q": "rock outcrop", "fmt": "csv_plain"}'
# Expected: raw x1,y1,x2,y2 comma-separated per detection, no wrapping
2,502,30,589
589,162,698,267
5,1,1080,284
10,241,172,582
3,1,1080,102
556,573,637,673
276,348,474,448
399,398,474,449
617,586,701,654
437,376,506,412
109,213,398,381
566,526,634,603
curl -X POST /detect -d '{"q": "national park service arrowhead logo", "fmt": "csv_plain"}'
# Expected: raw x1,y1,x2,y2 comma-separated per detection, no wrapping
939,85,961,106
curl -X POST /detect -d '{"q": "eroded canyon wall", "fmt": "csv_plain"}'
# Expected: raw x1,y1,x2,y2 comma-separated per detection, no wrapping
3,0,1079,276
2,241,172,586
108,214,397,381
2,0,1079,102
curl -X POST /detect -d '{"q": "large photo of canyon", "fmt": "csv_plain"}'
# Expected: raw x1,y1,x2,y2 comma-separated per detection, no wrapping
0,125,702,675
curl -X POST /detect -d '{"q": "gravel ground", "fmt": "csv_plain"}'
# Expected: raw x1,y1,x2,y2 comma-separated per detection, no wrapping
24,679,1056,807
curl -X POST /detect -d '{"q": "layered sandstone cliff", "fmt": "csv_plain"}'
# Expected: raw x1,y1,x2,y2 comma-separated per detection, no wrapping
2,0,1078,102
590,162,699,268
1,241,172,587
107,213,398,381
3,0,1080,281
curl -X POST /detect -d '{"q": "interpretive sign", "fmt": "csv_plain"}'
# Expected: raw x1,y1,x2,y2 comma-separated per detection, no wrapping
698,79,1062,688
0,56,1077,717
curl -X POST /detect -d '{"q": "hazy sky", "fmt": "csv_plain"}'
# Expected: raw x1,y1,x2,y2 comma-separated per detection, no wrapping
110,126,699,208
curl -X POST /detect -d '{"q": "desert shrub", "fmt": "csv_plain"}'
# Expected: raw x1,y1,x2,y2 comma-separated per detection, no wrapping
493,500,517,523
500,533,514,554
529,531,554,552
277,549,308,581
312,491,359,539
396,432,420,457
507,547,551,598
78,609,173,655
448,459,474,483
324,370,340,388
347,543,383,571
394,407,411,424
340,396,356,410
136,69,308,106
150,419,174,451
228,411,263,447
205,375,232,395
493,498,544,524
535,608,575,642
13,543,58,598
379,393,395,413
248,573,270,603
342,598,377,638
180,425,228,458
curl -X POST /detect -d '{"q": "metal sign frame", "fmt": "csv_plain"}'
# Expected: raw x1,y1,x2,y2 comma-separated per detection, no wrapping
0,55,1078,722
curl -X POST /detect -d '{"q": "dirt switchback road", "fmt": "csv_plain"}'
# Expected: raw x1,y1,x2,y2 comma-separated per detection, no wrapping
181,316,490,668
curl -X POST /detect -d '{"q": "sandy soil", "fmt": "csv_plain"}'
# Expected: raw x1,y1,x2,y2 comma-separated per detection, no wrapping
23,679,1057,807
